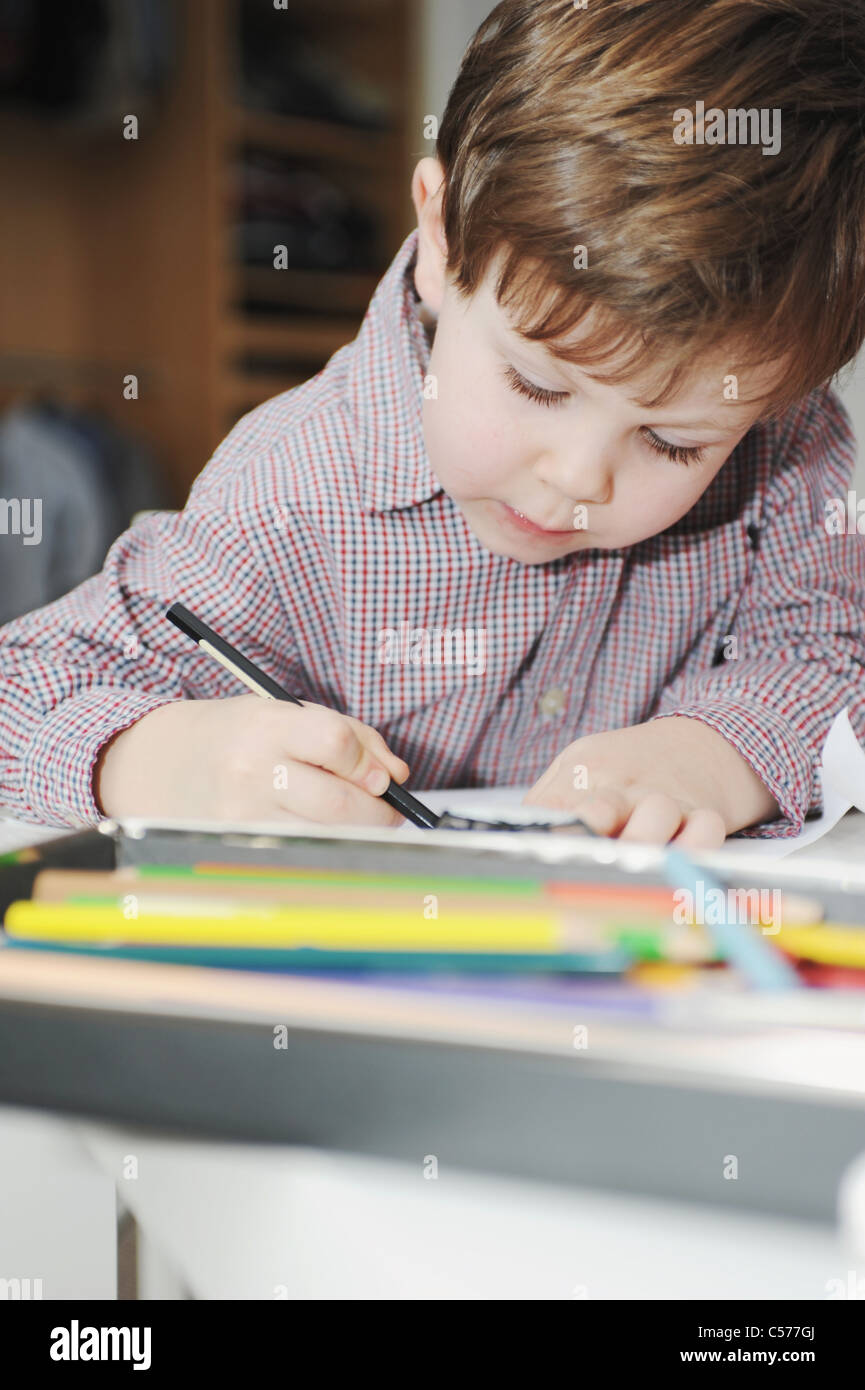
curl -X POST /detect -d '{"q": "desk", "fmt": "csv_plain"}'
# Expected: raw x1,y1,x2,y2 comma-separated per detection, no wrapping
1,811,864,1299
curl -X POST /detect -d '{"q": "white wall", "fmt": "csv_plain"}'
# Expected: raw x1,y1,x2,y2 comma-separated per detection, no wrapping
421,0,865,484
837,355,865,488
421,0,492,125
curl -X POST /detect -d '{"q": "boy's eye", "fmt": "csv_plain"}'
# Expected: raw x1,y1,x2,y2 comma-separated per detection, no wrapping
503,364,707,466
642,430,706,467
503,364,570,408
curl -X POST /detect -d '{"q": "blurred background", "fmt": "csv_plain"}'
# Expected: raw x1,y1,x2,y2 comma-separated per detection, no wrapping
0,0,862,624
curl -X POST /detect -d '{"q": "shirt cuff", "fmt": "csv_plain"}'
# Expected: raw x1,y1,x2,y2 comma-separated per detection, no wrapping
20,689,182,827
650,701,816,839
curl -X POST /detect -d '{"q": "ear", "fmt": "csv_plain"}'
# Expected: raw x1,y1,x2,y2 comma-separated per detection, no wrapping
411,158,448,312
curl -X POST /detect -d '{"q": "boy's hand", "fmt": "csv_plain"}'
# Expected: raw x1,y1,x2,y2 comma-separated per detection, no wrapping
95,695,410,827
524,717,779,847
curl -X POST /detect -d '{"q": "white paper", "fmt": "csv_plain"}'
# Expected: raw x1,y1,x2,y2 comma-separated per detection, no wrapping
720,708,865,859
415,707,865,859
0,817,64,855
410,787,582,826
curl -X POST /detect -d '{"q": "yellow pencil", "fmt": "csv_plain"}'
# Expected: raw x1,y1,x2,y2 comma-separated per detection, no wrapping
4,898,572,951
777,925,865,969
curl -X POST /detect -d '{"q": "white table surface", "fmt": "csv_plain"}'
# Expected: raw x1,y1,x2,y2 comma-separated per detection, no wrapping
2,809,863,1299
58,1117,865,1300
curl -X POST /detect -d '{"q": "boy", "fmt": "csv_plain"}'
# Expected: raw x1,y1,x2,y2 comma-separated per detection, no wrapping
1,0,864,848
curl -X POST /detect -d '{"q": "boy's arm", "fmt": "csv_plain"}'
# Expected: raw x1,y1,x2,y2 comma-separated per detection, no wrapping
649,386,865,838
0,502,295,826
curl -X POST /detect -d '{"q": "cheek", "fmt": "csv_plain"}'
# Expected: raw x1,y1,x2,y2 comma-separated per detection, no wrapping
622,459,724,529
422,354,520,497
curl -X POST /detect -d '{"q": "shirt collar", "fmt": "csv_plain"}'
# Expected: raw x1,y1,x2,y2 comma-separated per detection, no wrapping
348,230,444,514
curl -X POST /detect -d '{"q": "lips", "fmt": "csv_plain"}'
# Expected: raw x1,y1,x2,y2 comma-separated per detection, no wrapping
499,503,576,537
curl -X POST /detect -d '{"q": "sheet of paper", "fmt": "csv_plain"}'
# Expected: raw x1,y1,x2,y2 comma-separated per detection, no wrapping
0,817,64,854
408,787,581,826
417,707,865,858
718,708,865,860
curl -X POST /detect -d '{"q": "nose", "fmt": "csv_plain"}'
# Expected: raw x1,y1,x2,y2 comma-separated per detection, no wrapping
533,444,614,507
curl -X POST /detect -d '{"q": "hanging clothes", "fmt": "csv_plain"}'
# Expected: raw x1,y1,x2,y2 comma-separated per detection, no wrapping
0,401,163,624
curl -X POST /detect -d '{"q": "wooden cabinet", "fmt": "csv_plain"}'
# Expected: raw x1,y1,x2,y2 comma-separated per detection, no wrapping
0,0,420,502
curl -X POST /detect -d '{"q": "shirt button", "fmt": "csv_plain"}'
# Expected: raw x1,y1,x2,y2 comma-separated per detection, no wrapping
538,687,566,718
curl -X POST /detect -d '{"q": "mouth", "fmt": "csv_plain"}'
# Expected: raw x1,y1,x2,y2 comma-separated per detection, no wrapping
496,503,577,538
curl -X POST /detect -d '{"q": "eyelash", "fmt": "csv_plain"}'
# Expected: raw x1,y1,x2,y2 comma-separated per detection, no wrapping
503,364,568,409
502,365,707,467
642,431,706,467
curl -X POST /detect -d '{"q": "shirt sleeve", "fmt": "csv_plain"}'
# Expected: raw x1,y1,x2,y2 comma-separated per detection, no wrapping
650,386,865,838
0,497,296,827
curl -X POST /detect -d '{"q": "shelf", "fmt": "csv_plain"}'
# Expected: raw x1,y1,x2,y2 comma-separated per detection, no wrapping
222,372,309,413
239,265,380,316
0,0,413,502
250,0,396,21
0,351,158,386
222,315,360,360
231,107,395,168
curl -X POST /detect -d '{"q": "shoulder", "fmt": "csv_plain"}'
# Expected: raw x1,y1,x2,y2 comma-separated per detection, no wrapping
162,231,425,559
183,345,360,539
752,385,858,523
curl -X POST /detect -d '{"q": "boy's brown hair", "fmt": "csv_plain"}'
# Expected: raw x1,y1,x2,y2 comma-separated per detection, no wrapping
436,0,865,416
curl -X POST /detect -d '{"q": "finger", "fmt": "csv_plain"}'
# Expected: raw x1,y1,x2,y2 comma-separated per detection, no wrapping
672,808,727,850
524,755,566,804
524,771,628,833
546,789,630,837
277,705,394,796
618,792,685,844
345,718,410,782
575,791,631,836
273,761,405,828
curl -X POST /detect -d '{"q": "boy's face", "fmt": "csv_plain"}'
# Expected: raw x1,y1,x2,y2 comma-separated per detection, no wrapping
421,268,779,563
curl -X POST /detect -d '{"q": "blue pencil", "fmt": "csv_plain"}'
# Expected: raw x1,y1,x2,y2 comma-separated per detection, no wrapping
664,848,799,991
